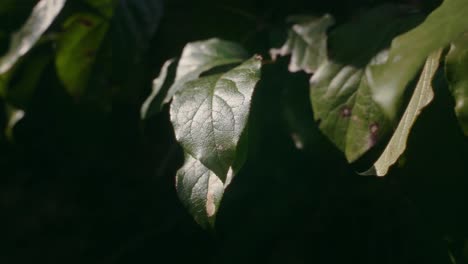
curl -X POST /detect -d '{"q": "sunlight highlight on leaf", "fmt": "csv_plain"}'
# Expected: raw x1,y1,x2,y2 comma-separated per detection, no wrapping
0,0,66,74
366,50,442,177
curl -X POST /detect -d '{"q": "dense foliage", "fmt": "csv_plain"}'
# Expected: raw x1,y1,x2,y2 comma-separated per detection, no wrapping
1,0,467,263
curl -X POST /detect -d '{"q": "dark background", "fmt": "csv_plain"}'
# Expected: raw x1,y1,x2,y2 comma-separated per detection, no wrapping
1,0,467,263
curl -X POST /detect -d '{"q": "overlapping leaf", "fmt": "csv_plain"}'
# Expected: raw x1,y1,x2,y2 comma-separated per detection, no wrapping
445,33,468,136
270,14,334,73
308,5,423,162
141,38,249,119
368,0,468,121
366,50,442,176
140,59,177,119
170,56,261,227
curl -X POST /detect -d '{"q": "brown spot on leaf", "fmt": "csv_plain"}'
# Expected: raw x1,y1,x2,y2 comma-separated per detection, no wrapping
340,106,351,118
370,123,379,134
78,18,94,27
369,122,379,146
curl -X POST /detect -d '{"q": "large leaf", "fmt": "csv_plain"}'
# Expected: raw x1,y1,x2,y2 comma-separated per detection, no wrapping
309,5,423,162
142,38,249,119
0,0,66,74
55,13,110,97
368,0,468,121
366,50,442,176
270,14,334,73
445,33,468,136
171,56,261,227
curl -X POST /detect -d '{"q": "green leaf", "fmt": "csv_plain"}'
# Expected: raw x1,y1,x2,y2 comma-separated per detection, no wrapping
0,0,66,74
165,39,248,104
171,56,261,227
309,5,423,162
365,50,442,177
445,33,468,136
55,13,109,97
142,38,249,119
270,14,334,73
368,0,468,121
175,154,226,228
5,51,51,108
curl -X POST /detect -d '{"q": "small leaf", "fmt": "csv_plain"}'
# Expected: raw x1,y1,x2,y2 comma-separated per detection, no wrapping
171,56,261,227
309,5,423,162
140,58,177,119
55,13,109,97
142,38,249,118
0,0,66,74
368,0,468,121
270,14,334,73
366,50,442,177
445,33,468,136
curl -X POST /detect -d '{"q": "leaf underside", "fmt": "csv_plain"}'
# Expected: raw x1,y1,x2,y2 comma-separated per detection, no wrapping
366,50,442,176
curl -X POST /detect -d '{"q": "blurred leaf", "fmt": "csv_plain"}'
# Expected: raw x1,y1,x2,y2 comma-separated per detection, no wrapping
6,51,51,108
368,0,468,121
365,50,442,176
109,0,163,85
171,56,261,227
0,47,51,139
309,5,423,162
55,13,109,97
0,0,66,74
4,104,25,141
142,38,248,119
445,33,468,136
270,14,334,73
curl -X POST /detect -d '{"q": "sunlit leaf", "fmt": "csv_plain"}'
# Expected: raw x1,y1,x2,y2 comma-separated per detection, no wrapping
365,50,442,176
0,0,66,74
171,56,261,227
270,14,334,73
368,0,468,121
165,39,248,105
309,5,423,162
142,38,249,119
140,58,177,119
